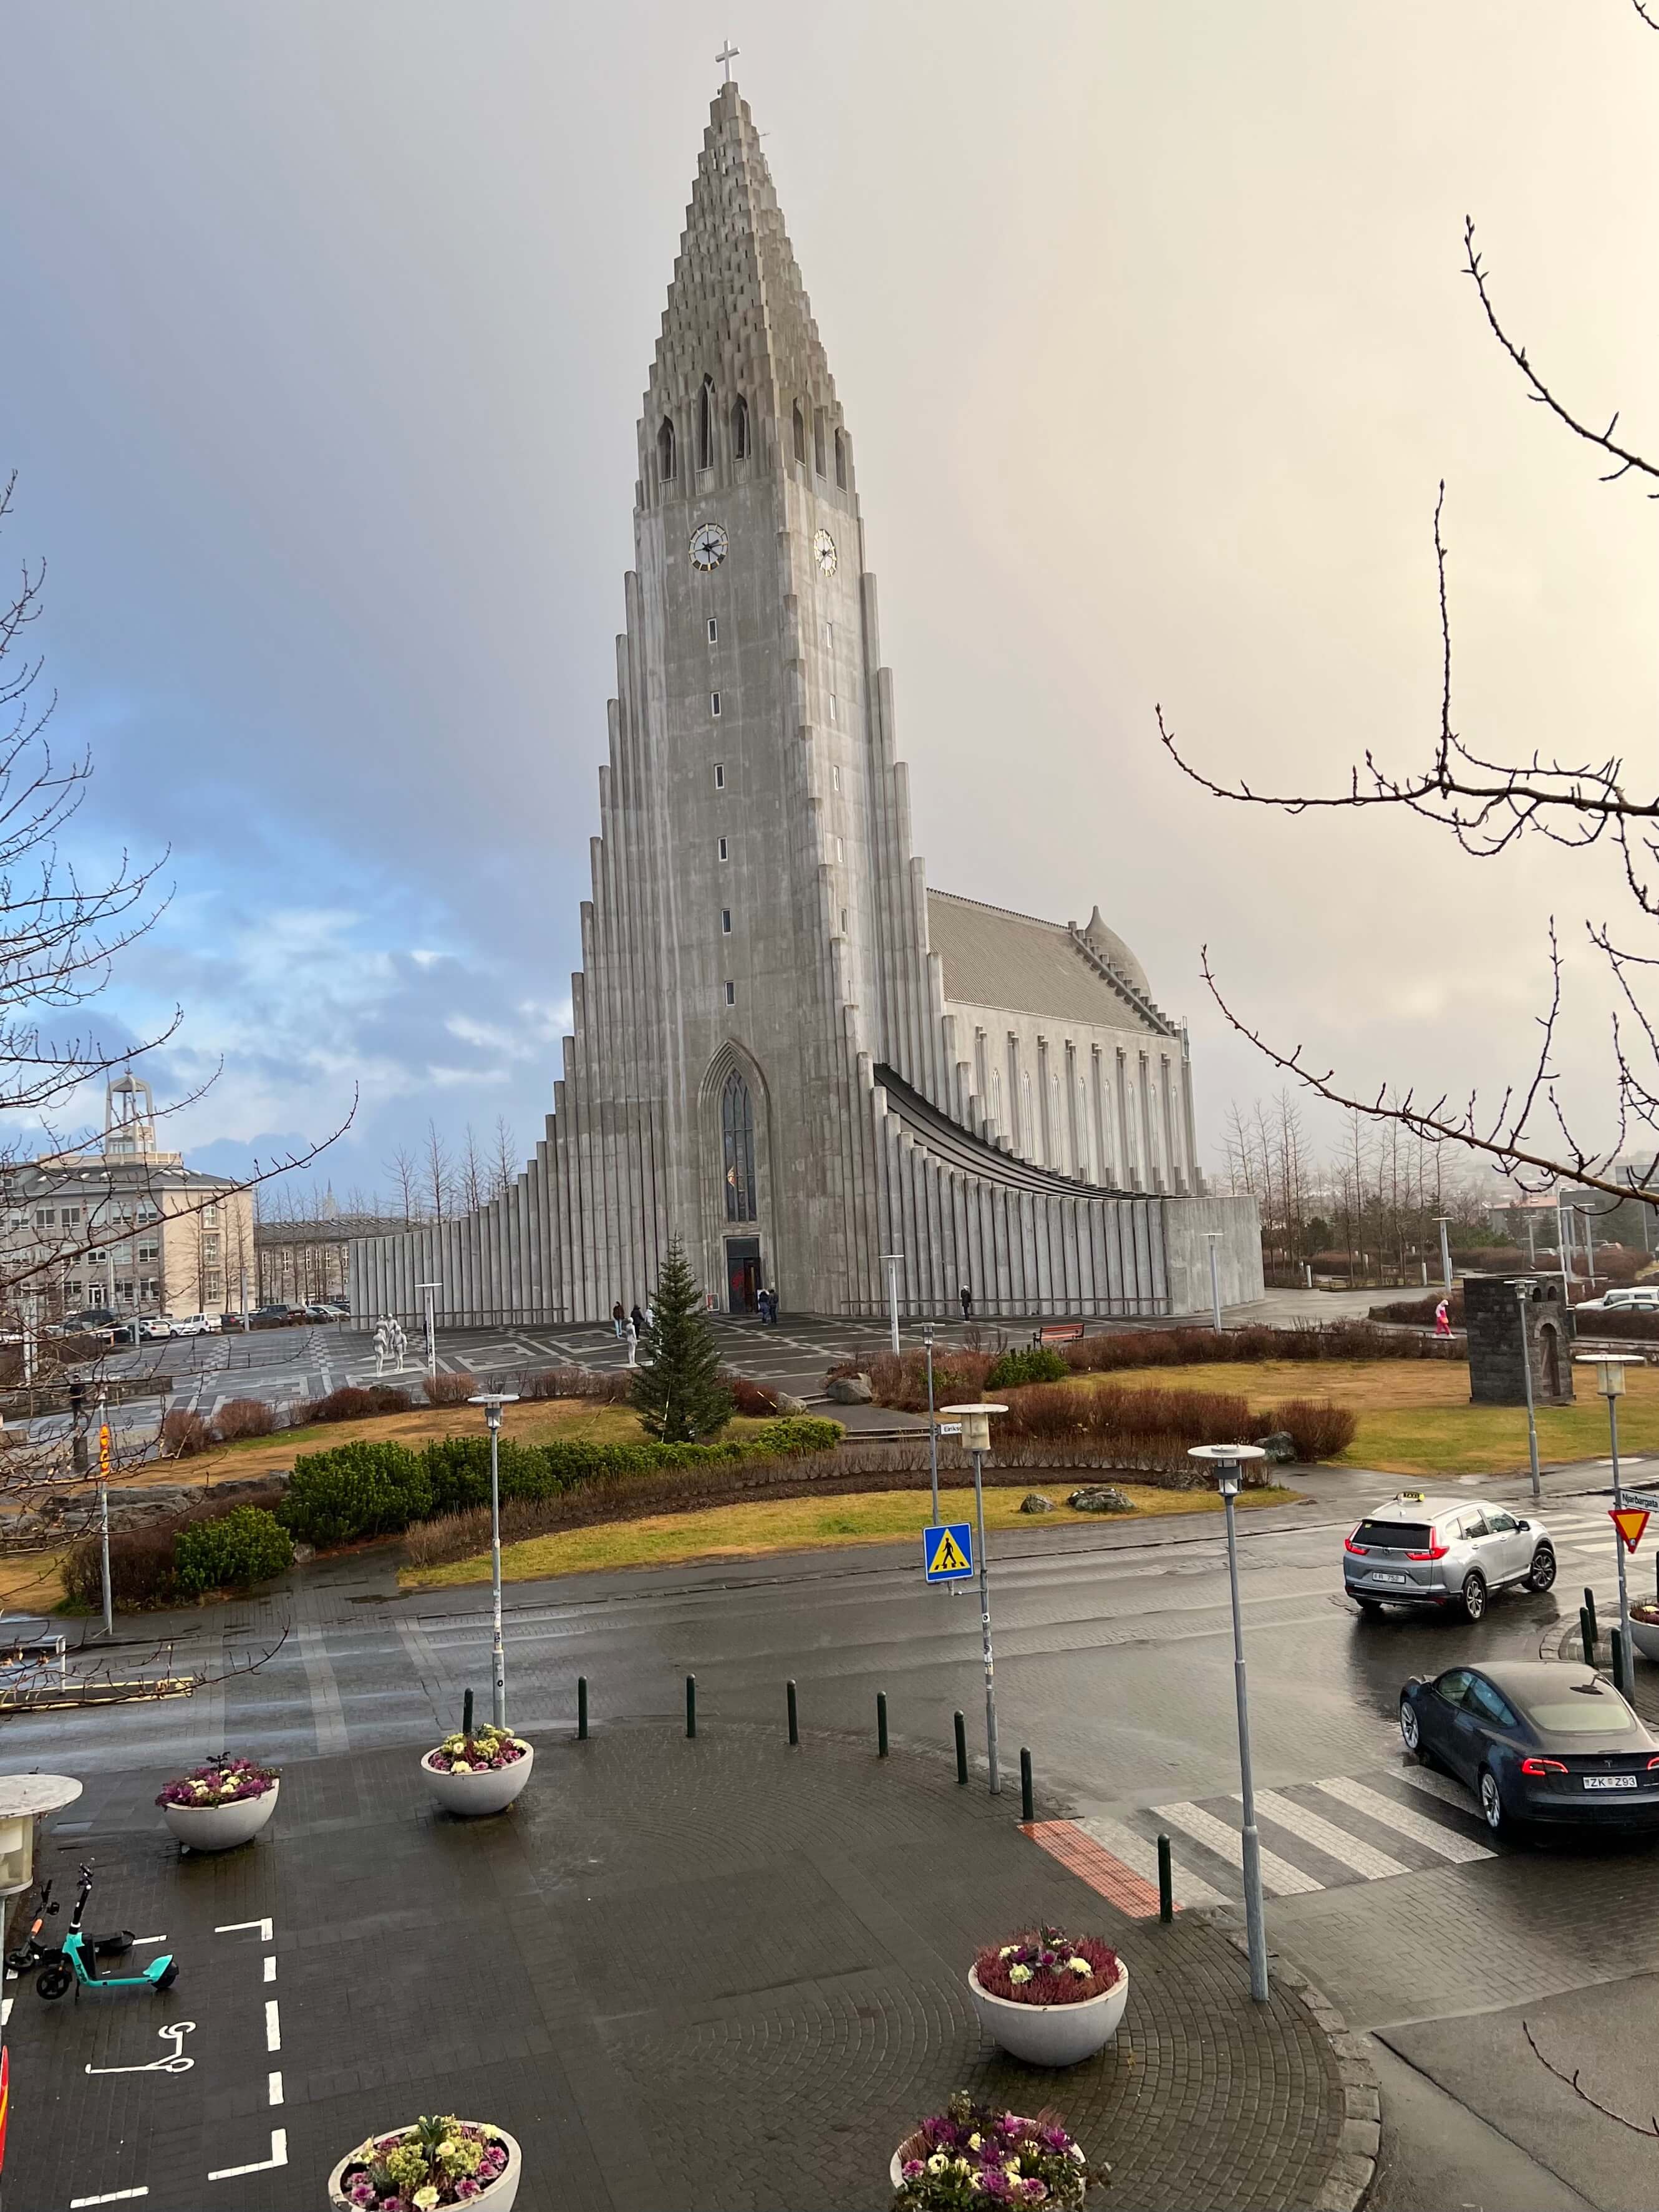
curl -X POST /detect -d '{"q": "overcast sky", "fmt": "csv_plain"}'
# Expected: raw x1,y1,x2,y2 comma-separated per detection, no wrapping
4,1,1655,1204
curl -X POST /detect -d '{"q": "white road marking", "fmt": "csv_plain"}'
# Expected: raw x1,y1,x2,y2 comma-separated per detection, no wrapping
208,2128,288,2181
263,1954,276,1983
70,2191,149,2207
1396,1764,1484,1816
1249,1789,1411,1881
130,1936,167,1946
297,1622,349,1754
1,1996,11,2025
264,1997,281,2052
1313,1775,1496,1863
268,2069,284,2106
215,1917,273,1939
1154,1800,1324,1895
1077,1815,1229,1908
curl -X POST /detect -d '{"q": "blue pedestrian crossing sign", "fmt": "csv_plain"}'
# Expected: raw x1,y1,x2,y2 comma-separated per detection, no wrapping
924,1520,974,1582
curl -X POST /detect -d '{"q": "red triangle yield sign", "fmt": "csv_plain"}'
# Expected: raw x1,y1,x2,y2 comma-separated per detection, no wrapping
1610,1507,1650,1554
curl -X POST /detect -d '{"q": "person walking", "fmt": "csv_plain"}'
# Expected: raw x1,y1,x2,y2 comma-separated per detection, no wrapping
630,1302,647,1336
611,1299,626,1340
1433,1296,1451,1338
763,1285,779,1326
959,1283,974,1321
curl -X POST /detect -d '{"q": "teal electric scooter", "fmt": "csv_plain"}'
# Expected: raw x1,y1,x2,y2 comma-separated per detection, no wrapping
35,1865,178,2001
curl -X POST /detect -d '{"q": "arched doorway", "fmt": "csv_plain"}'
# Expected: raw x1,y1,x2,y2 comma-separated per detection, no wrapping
1540,1321,1561,1398
721,1068,760,1312
699,1045,776,1313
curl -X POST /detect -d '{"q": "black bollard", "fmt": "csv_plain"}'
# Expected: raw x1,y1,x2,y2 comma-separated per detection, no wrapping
1584,1587,1599,1651
1612,1626,1628,1696
954,1709,968,1785
1158,1833,1173,1923
786,1678,798,1746
1581,1603,1598,1668
1019,1747,1033,1824
578,1676,588,1741
462,1687,474,1737
877,1691,889,1757
686,1673,697,1739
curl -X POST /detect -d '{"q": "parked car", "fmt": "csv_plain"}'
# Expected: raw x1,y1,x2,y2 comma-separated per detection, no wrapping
301,1303,339,1323
1400,1660,1659,1836
249,1304,300,1326
1576,1287,1659,1314
67,1308,120,1331
137,1316,174,1341
1344,1492,1557,1620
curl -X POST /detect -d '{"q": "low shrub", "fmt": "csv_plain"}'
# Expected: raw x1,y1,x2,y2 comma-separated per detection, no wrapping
63,1522,181,1610
1062,1320,1463,1371
984,1346,1069,1389
160,1408,215,1459
294,1384,414,1426
422,1434,568,1515
173,1507,294,1596
748,1416,843,1455
278,1440,433,1547
214,1397,278,1441
1264,1398,1358,1461
422,1371,478,1407
866,1348,995,1411
724,1373,780,1417
516,1366,633,1403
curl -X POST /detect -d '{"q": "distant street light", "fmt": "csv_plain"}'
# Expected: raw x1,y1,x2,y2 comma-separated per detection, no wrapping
1189,1442,1270,2002
1513,1282,1542,1505
1433,1216,1454,1296
418,1280,442,1381
941,1402,1008,1794
1575,1356,1643,1698
469,1390,521,1726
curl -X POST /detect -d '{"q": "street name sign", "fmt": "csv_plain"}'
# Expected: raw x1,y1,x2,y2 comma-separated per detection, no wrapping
934,1421,962,1437
923,1521,974,1582
1610,1507,1650,1554
1623,1488,1659,1513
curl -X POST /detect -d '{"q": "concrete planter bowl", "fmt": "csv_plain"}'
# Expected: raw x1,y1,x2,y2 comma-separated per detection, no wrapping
965,1958,1129,2067
420,1742,534,1817
327,2123,520,2211
1629,1614,1659,1664
161,1780,279,1853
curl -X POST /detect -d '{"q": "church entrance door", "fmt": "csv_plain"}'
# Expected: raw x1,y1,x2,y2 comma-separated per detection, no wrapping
726,1238,762,1314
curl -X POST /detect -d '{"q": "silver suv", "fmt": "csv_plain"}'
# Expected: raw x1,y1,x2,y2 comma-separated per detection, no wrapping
1343,1492,1557,1621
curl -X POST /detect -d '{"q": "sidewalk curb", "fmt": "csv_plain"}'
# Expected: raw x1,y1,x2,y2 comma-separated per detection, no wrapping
1224,1932,1379,2212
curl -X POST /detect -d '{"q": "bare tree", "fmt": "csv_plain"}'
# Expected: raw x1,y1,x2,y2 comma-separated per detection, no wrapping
458,1123,486,1214
1157,13,1659,1214
382,1145,420,1225
422,1119,453,1222
490,1114,519,1202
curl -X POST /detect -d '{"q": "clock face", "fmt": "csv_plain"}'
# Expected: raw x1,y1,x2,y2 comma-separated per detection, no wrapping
813,528,838,577
689,521,728,571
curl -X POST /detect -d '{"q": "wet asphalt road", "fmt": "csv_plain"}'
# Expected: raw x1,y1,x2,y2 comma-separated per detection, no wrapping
10,1466,1659,2207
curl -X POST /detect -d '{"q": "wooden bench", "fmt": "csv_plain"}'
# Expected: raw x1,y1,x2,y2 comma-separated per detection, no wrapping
1034,1322,1085,1350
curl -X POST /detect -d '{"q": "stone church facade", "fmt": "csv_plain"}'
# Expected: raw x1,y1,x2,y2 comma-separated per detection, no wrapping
351,81,1262,1326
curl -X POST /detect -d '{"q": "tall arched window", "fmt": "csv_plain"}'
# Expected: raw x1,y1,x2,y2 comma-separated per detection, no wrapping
1020,1070,1033,1154
722,1069,757,1222
834,428,846,488
1078,1075,1091,1179
658,416,677,481
697,377,713,470
813,408,826,476
990,1067,1003,1129
792,403,806,463
730,394,750,459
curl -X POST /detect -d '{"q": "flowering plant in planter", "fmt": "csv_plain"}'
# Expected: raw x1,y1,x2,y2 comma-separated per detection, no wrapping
338,2115,510,2207
892,2092,1103,2208
155,1757,279,1810
974,1926,1120,2007
426,1726,528,1774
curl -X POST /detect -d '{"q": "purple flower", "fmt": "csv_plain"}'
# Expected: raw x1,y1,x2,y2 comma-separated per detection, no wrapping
455,2184,481,2202
901,2160,924,2180
1041,2128,1070,2152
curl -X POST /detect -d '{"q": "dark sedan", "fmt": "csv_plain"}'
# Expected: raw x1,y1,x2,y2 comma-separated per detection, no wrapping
1400,1659,1659,1837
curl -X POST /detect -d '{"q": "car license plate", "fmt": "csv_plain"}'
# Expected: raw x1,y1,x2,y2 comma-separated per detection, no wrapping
1369,1573,1407,1585
1584,1774,1638,1790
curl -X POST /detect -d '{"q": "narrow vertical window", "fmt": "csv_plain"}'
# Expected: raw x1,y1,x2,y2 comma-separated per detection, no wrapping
813,408,826,476
834,427,846,488
793,403,806,463
828,692,837,723
840,906,849,932
718,836,728,861
697,376,713,470
713,763,725,789
831,763,841,791
834,834,845,864
722,909,732,934
710,691,721,717
730,394,750,460
707,616,718,644
658,416,676,481
721,1067,755,1221
723,980,736,1007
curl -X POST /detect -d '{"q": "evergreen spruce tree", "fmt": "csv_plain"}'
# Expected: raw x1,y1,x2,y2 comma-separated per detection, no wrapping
631,1235,732,1442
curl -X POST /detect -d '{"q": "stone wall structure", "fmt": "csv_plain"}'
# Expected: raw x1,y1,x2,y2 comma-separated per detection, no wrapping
349,81,1262,1327
1465,1275,1575,1406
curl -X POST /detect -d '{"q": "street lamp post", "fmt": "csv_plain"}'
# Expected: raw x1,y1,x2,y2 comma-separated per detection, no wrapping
1204,1230,1224,1335
1578,1206,1598,1292
1556,1198,1572,1303
922,1324,940,1523
1514,1282,1542,1505
941,1402,1008,1793
1433,1216,1454,1297
469,1390,521,1726
418,1281,442,1382
881,1253,903,1356
1189,1442,1270,2001
1576,1356,1642,1698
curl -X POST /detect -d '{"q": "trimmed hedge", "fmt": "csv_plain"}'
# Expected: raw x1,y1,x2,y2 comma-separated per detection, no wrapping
173,1507,293,1596
984,1347,1069,1389
276,1440,434,1547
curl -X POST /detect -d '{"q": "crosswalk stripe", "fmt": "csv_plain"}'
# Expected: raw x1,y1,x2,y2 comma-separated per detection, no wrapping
1249,1789,1410,1880
1313,1775,1496,1863
1395,1764,1484,1817
1154,1800,1325,1895
1076,1816,1229,1910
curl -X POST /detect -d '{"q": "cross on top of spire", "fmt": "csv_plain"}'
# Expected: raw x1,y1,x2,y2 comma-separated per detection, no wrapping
715,39,738,84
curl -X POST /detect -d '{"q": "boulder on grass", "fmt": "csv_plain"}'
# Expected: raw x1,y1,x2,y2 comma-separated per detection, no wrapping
1018,1493,1055,1514
1254,1432,1296,1466
1068,1485,1134,1514
775,1391,811,1416
825,1373,873,1404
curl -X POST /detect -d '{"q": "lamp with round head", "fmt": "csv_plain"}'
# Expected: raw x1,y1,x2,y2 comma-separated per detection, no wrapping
941,1403,1008,1454
1187,1441,1268,1499
1575,1354,1643,1400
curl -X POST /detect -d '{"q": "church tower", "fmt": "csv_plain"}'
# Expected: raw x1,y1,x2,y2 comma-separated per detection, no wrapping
349,80,1262,1326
